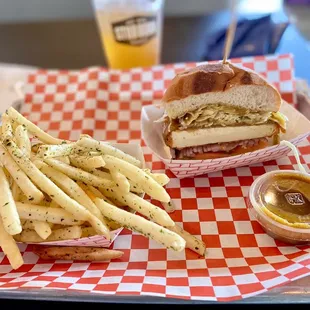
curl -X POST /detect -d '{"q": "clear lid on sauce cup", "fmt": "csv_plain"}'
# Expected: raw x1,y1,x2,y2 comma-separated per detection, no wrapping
246,141,310,245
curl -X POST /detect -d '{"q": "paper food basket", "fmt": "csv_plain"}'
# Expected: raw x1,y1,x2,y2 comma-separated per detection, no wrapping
141,101,310,179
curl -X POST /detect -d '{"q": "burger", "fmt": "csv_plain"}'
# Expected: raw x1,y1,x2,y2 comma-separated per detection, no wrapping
157,62,288,160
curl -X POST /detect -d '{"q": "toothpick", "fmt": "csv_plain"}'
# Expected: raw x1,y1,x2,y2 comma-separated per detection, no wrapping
222,0,238,64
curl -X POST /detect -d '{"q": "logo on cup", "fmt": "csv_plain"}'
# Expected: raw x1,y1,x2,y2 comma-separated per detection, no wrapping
285,192,305,205
112,15,157,46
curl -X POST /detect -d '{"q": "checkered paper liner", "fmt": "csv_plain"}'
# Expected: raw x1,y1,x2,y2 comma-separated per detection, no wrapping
1,53,310,302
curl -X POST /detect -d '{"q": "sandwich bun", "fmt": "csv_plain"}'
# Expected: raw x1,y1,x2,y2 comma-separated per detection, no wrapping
162,62,282,119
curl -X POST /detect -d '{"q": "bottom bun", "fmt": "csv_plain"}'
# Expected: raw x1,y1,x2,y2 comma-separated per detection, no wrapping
179,140,269,160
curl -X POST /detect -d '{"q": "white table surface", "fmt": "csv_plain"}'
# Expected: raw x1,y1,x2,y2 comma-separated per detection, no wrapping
0,63,36,115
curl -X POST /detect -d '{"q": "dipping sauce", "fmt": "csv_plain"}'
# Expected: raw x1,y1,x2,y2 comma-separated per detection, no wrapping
247,170,310,245
259,172,310,227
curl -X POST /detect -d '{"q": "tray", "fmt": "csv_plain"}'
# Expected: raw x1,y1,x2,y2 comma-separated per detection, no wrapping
1,53,310,303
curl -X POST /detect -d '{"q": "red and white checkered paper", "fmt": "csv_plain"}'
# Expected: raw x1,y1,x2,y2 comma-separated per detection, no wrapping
1,53,310,302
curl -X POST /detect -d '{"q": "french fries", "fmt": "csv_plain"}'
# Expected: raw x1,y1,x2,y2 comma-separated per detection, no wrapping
21,219,34,230
15,125,31,157
15,202,84,226
37,143,75,158
31,221,52,240
11,181,21,201
69,155,106,169
86,185,105,199
34,161,106,225
128,181,144,195
4,139,110,238
7,107,65,145
0,217,23,269
76,136,141,167
144,169,170,186
20,226,82,243
32,245,124,261
84,168,113,181
161,201,176,213
0,167,22,235
21,219,53,239
110,171,130,193
43,158,115,188
94,198,185,252
0,144,44,203
22,219,53,230
103,155,171,203
0,107,206,270
1,113,14,140
54,156,70,165
50,200,60,208
168,224,206,256
4,139,90,220
81,227,97,238
100,187,175,227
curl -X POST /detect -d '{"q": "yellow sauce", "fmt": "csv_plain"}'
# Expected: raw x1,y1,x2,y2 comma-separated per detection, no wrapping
259,172,310,226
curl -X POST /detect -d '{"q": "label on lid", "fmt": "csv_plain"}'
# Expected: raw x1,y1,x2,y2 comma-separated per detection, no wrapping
285,192,305,205
260,172,310,224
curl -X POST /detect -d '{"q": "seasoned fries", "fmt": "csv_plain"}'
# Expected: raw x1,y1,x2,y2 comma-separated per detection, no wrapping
0,107,206,270
100,187,175,227
16,202,84,226
34,161,106,224
76,136,141,167
69,155,106,169
11,181,21,200
43,158,115,188
31,221,52,240
169,224,206,256
110,170,130,193
22,219,53,240
19,226,82,243
161,200,176,213
0,217,23,269
1,113,14,140
0,167,22,235
0,144,45,203
33,245,124,261
6,107,65,145
144,169,170,186
87,185,105,199
103,155,171,203
54,156,70,165
4,139,110,238
15,125,31,157
37,143,75,158
94,198,186,252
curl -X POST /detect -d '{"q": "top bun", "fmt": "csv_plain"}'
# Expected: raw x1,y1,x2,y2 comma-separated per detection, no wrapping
162,62,282,119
